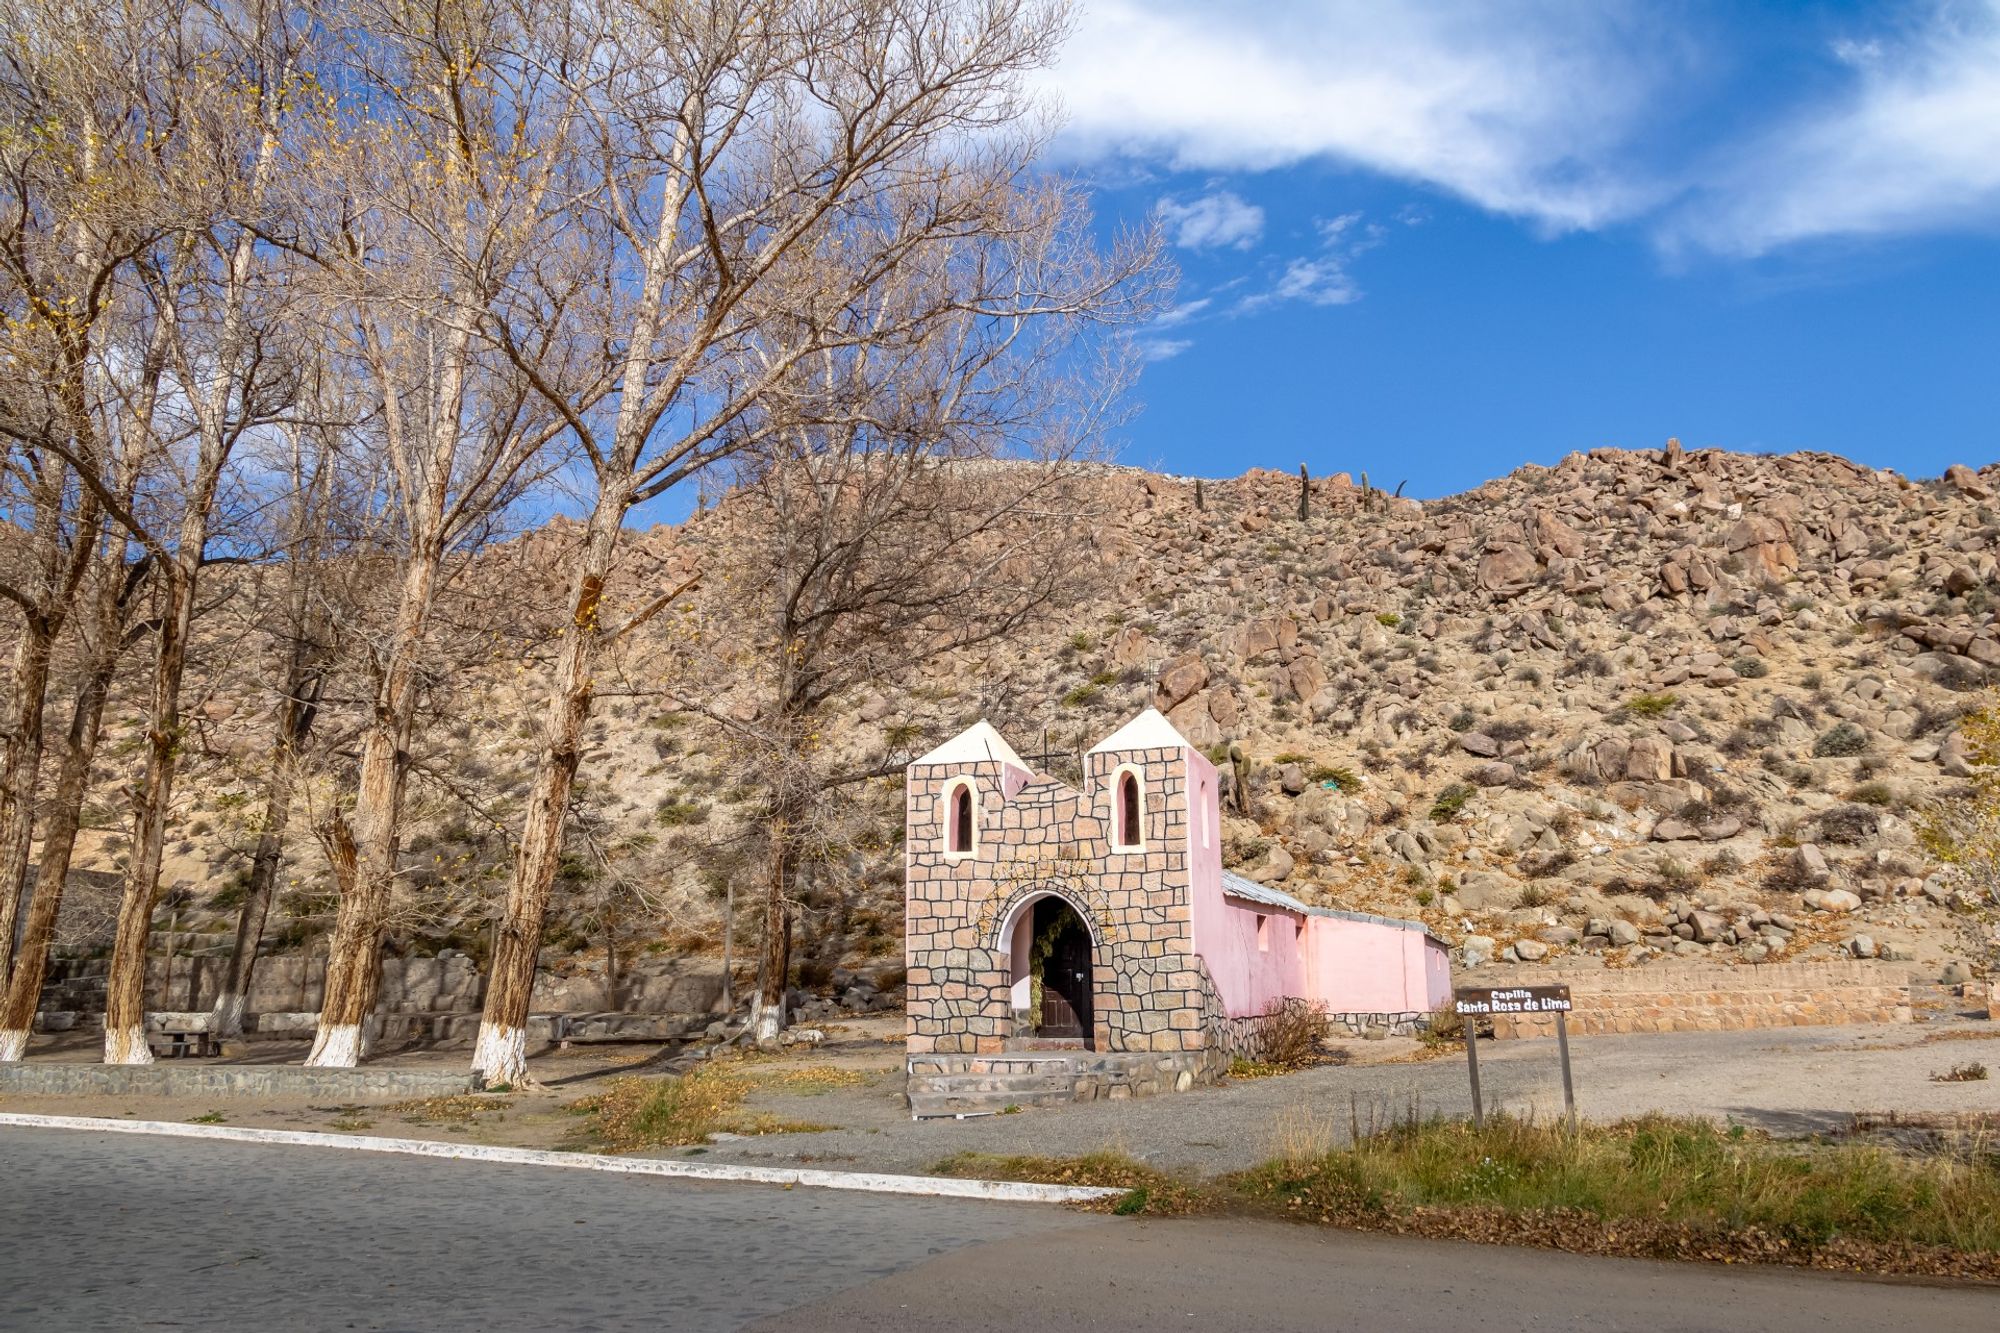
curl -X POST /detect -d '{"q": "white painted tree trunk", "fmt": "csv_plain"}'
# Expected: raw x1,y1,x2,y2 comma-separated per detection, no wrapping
749,993,785,1046
0,1027,27,1063
304,1022,361,1068
103,1025,154,1065
208,991,247,1040
471,1020,529,1088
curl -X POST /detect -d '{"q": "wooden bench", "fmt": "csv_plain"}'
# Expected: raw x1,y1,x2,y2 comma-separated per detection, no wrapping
146,1014,222,1059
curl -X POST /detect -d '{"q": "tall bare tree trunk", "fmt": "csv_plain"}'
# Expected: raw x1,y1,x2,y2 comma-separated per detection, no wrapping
0,555,128,1061
102,544,203,1063
472,481,629,1086
209,668,319,1038
305,546,437,1066
750,810,797,1045
0,622,56,985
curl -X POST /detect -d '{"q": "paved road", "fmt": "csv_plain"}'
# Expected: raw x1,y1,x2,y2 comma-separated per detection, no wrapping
2,1129,1993,1332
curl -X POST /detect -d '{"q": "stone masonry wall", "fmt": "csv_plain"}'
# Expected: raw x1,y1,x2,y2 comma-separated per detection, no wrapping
1484,961,1918,1039
905,745,1212,1056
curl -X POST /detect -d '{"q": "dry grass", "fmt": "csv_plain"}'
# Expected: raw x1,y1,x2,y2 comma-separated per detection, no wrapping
1236,1114,2000,1276
952,1115,2000,1278
1934,1061,1991,1083
566,1061,843,1152
929,1150,1216,1217
388,1093,512,1127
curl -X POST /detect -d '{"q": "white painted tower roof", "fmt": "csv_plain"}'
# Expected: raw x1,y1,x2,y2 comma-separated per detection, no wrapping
1086,707,1193,755
912,719,1029,770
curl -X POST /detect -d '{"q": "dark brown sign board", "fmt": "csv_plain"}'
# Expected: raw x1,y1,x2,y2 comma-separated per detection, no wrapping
1453,984,1572,1017
1451,984,1577,1129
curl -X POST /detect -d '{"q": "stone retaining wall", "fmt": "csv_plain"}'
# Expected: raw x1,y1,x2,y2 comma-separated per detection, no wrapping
0,1063,477,1100
907,1049,1214,1105
1481,962,1920,1039
1328,1009,1435,1038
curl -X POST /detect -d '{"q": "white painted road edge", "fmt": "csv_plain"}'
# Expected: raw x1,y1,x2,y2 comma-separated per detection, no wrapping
0,1111,1122,1205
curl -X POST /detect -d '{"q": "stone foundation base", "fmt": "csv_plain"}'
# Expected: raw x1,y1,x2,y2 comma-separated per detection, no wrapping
906,1048,1227,1116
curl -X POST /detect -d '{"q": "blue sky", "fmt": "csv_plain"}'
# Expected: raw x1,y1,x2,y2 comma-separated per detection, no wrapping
1039,0,2000,496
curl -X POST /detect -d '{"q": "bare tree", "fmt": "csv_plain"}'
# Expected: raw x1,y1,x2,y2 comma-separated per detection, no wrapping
205,404,351,1036
468,0,1159,1087
702,283,1128,1041
93,0,315,1062
0,533,152,1059
291,0,583,1066
0,0,186,983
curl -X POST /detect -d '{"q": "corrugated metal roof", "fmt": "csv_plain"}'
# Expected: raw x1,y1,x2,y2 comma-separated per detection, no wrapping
1219,871,1310,914
1220,871,1445,945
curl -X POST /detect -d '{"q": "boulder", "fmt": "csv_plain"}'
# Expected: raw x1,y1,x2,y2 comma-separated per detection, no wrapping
1477,544,1540,597
1945,463,1992,499
1624,736,1675,781
1459,732,1500,758
1155,652,1209,710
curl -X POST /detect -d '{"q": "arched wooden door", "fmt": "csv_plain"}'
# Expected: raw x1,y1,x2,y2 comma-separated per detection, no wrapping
1033,897,1094,1041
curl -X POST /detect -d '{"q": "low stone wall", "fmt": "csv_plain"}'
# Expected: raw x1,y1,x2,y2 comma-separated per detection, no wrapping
1483,962,1918,1039
1327,1009,1435,1038
0,1063,477,1100
906,1048,1217,1113
37,953,727,1030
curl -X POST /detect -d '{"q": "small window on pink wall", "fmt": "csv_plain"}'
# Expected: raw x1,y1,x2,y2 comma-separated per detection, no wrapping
1256,914,1270,952
945,780,975,855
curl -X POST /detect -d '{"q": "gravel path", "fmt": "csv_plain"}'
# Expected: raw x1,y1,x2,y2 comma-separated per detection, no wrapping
691,1021,2000,1176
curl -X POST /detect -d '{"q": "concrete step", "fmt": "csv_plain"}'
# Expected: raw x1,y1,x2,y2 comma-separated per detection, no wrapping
920,1073,1076,1096
908,1086,1075,1118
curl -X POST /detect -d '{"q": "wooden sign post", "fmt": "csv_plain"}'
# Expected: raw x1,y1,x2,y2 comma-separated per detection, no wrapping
1452,985,1577,1131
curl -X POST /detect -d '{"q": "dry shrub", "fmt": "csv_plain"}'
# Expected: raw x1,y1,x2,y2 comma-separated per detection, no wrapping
1255,998,1331,1070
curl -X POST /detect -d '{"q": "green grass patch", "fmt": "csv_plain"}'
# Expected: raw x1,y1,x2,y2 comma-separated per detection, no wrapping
1429,783,1474,823
945,1116,2000,1278
1237,1115,2000,1262
1625,692,1679,717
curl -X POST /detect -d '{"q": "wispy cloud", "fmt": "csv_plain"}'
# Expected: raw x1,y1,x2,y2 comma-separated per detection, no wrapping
1136,336,1195,362
1660,2,2000,255
1237,211,1386,312
1044,1,2000,259
1155,190,1266,250
1041,0,1677,232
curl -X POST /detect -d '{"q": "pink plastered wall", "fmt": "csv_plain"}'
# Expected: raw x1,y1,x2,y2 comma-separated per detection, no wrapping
1183,749,1309,1019
1303,915,1452,1014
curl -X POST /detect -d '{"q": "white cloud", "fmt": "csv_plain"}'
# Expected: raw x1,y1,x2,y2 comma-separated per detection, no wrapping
1155,191,1265,249
1661,2,2000,255
1136,336,1194,362
1042,2,2000,258
1151,298,1214,329
1040,0,1677,231
1274,257,1361,306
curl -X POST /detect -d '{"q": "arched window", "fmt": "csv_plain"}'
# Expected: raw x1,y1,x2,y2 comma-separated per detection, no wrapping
1197,779,1211,848
943,778,977,857
1112,765,1144,851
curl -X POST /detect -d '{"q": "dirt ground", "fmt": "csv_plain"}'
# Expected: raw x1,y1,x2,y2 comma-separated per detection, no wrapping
5,1013,1998,1175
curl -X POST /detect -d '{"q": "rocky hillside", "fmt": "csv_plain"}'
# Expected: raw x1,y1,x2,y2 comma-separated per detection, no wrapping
49,440,2000,999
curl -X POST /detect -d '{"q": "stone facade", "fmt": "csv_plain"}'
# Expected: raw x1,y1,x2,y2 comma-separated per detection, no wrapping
904,731,1220,1062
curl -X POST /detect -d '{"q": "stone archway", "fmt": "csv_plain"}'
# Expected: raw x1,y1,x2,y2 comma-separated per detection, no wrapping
997,889,1098,1045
